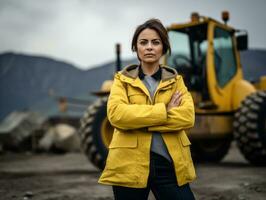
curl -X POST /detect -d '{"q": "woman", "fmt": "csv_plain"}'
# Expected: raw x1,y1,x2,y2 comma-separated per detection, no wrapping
99,18,196,200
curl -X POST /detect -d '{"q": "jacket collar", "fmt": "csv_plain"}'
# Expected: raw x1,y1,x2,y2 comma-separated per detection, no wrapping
139,66,161,80
121,64,177,82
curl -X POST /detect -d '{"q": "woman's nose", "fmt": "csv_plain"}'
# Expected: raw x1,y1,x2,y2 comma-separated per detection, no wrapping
146,42,153,50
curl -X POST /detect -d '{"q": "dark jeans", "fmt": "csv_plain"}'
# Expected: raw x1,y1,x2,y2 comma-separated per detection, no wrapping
112,152,195,200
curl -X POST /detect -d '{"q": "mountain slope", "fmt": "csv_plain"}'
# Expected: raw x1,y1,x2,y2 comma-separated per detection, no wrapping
0,52,136,120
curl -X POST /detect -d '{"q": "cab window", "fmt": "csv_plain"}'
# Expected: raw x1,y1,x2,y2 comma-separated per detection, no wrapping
213,27,237,87
167,31,191,67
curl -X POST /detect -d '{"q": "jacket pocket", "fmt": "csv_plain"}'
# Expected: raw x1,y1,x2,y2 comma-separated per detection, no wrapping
109,131,138,149
160,85,173,91
179,131,193,162
106,131,138,172
178,131,196,181
156,86,173,104
180,132,191,146
128,88,147,104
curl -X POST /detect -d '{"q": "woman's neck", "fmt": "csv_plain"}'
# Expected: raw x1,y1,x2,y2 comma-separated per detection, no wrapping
140,62,160,76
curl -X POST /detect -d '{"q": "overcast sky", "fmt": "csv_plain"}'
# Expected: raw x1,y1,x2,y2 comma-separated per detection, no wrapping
0,0,266,69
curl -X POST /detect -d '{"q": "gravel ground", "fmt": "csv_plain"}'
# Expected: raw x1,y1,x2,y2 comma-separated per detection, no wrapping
0,142,265,200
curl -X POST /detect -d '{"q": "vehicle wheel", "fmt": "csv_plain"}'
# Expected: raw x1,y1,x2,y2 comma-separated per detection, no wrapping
78,97,113,170
191,136,232,162
233,91,266,165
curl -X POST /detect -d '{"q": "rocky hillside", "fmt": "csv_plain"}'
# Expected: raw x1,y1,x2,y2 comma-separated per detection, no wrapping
0,52,136,120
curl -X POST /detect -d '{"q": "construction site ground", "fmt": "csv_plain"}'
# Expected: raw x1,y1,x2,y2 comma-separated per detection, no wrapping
0,142,266,200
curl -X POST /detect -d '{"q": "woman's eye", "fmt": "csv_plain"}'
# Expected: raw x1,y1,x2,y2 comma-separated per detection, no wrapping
152,40,161,45
139,41,148,45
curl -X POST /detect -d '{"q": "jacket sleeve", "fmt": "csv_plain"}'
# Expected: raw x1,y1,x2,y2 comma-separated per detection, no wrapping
107,73,167,130
148,75,195,132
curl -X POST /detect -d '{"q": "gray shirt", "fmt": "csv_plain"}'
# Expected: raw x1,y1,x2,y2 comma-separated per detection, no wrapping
142,75,172,162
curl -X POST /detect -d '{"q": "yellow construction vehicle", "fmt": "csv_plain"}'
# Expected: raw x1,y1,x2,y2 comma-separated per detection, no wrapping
79,12,266,169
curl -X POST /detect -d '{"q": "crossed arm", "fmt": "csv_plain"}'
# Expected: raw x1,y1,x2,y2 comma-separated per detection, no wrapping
107,74,195,131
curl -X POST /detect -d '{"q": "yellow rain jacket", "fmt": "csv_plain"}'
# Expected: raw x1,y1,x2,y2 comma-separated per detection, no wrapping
99,64,196,188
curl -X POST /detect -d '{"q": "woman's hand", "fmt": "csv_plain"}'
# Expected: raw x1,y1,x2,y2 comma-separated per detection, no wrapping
167,91,182,111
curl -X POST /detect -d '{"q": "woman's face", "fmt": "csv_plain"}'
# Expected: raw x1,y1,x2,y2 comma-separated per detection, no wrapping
136,28,163,65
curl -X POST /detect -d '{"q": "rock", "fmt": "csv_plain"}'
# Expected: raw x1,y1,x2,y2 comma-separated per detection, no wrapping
38,127,56,151
0,111,46,151
24,191,33,197
254,186,262,192
243,182,250,187
53,124,80,152
38,123,80,152
238,194,246,200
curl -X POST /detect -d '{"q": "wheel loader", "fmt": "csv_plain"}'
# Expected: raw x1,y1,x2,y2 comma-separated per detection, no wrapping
79,12,266,169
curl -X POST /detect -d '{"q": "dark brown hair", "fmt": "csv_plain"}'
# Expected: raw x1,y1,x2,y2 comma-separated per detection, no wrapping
131,18,171,55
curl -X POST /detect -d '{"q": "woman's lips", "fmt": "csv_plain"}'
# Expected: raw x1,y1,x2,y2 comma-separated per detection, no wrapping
144,54,155,56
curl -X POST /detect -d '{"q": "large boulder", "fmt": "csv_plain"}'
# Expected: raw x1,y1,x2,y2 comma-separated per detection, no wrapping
38,123,80,152
0,111,46,151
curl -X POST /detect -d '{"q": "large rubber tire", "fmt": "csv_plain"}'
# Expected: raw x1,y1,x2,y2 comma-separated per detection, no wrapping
78,97,113,170
233,91,266,165
191,136,232,162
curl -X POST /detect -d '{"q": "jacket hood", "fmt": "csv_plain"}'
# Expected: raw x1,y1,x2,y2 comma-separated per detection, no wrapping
121,64,178,81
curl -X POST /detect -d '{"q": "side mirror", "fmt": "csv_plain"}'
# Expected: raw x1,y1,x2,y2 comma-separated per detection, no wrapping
236,31,248,51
